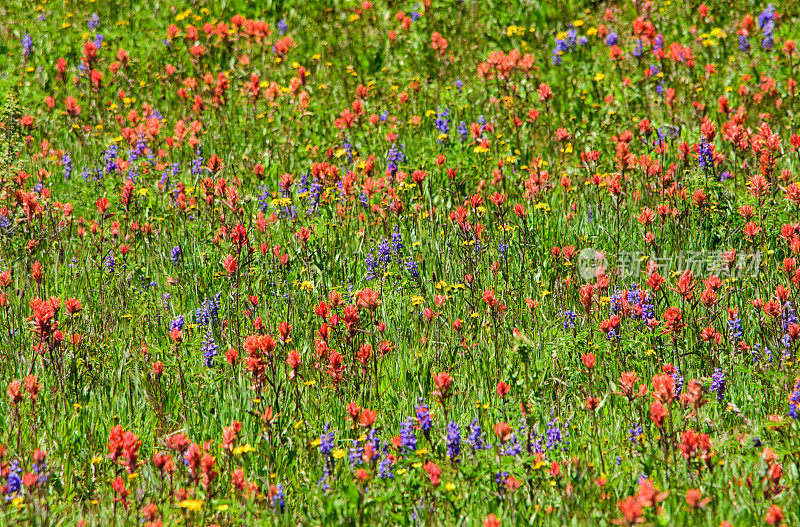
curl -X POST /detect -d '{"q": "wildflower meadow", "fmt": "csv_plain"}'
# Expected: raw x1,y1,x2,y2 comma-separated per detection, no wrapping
1,0,800,524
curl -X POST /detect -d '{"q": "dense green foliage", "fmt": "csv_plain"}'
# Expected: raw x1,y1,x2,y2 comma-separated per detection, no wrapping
0,0,799,525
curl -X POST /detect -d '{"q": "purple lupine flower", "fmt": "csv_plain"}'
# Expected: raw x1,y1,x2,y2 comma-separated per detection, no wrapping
789,379,800,419
494,471,509,496
191,146,204,176
104,251,116,273
365,428,381,461
348,439,363,466
466,418,491,451
500,434,523,457
698,136,713,170
672,369,685,396
758,5,775,31
378,450,394,479
758,5,775,49
33,460,48,485
5,462,22,498
103,144,119,174
628,424,643,443
711,369,726,402
378,239,392,263
196,294,221,326
782,303,797,332
563,310,576,330
739,35,750,51
399,418,417,452
365,252,378,280
435,107,450,136
632,39,644,57
405,260,419,278
319,423,335,455
342,138,355,163
128,135,148,163
201,332,218,366
22,34,33,61
728,315,743,341
545,419,567,451
258,185,271,213
391,227,403,253
318,463,331,491
446,421,461,460
386,143,406,174
272,483,285,513
170,315,185,331
416,401,432,438
62,153,73,181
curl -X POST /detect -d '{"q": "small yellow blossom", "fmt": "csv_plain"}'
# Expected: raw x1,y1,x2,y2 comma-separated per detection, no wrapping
178,499,203,511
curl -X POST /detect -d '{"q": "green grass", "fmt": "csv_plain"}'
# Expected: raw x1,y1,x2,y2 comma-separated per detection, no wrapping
0,0,799,525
